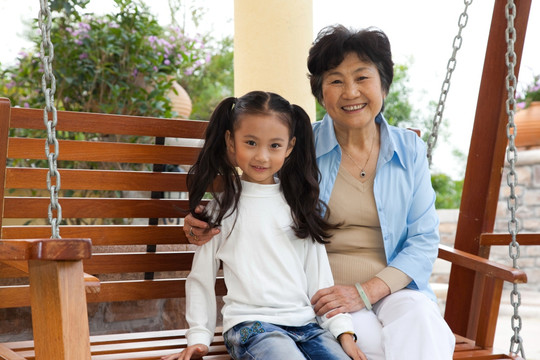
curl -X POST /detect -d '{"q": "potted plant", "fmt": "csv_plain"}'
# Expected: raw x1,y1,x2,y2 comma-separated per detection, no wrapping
514,74,540,148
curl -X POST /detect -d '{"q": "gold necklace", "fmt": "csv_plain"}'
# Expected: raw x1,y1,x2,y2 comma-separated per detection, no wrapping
341,130,376,178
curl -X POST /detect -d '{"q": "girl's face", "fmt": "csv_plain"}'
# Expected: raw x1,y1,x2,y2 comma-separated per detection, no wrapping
321,52,385,132
226,113,295,184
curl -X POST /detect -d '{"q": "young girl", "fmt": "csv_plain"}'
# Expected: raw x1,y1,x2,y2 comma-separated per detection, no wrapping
162,91,365,360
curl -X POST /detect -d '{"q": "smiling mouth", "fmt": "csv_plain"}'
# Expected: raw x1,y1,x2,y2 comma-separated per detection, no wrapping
342,104,366,111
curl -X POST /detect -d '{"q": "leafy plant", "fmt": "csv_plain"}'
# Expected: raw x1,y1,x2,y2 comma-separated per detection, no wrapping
431,173,463,209
517,74,540,109
1,0,214,119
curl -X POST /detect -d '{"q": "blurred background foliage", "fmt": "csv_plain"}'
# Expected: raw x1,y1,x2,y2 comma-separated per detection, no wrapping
0,0,462,208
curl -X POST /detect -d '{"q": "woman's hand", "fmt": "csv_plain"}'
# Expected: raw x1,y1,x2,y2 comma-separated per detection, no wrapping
184,205,220,246
338,333,367,360
311,278,391,318
311,285,363,318
160,344,209,360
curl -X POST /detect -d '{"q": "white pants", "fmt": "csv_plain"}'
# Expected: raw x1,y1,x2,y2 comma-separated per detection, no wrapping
352,289,455,360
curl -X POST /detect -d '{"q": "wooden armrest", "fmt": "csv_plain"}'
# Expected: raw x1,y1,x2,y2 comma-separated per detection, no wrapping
84,272,101,294
438,244,527,284
0,238,91,261
0,241,100,293
480,232,540,246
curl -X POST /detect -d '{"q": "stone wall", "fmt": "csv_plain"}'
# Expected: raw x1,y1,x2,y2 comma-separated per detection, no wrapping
431,148,540,303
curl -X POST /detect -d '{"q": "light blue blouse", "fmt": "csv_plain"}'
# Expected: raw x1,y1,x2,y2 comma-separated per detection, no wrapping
313,113,439,301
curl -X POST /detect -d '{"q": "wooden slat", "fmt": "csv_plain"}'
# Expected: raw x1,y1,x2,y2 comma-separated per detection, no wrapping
0,343,27,360
11,107,208,139
0,278,226,308
0,285,30,308
0,260,28,278
90,329,188,344
3,197,189,219
0,98,11,231
8,137,201,165
2,225,189,246
85,278,227,303
480,233,540,246
83,252,195,274
5,168,189,192
438,245,527,283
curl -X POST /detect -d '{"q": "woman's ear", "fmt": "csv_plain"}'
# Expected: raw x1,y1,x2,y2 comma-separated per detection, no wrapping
285,136,296,158
225,130,235,154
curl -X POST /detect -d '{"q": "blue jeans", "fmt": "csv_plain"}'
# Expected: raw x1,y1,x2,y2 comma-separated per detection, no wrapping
223,321,350,360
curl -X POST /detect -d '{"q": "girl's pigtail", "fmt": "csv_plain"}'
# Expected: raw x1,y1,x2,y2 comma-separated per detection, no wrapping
280,104,336,244
187,97,242,227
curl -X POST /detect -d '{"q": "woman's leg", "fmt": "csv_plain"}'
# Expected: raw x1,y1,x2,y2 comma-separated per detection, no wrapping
350,308,385,360
374,289,455,360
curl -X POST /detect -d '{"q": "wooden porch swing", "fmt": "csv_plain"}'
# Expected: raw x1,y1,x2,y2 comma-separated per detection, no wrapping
0,0,536,359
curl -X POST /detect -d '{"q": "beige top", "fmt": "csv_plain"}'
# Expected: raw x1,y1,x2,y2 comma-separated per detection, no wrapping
325,165,411,293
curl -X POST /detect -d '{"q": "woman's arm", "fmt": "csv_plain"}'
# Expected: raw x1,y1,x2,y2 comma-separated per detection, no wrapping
184,205,220,245
311,277,390,318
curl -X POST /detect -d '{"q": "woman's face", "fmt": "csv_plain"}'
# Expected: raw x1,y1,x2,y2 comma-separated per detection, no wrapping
321,52,385,131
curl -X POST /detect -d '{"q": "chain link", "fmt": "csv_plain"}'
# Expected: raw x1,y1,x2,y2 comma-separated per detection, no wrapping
504,0,525,357
38,0,62,239
427,0,473,167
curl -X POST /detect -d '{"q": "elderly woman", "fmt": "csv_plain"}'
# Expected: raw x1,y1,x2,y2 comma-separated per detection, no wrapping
185,25,455,360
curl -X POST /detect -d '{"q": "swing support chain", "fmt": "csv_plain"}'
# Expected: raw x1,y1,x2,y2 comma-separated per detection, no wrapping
38,0,62,239
426,0,473,167
504,0,524,357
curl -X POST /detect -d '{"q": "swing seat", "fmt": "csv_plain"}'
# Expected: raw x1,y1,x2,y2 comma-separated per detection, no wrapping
0,98,527,360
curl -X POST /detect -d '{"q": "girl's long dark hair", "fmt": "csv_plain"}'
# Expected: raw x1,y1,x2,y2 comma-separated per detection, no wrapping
187,91,337,244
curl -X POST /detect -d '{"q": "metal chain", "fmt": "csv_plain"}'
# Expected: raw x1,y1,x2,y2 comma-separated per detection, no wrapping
426,0,473,167
38,0,62,239
504,0,524,357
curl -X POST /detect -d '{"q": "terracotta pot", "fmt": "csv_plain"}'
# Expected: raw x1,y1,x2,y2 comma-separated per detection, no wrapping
514,101,540,148
168,80,192,119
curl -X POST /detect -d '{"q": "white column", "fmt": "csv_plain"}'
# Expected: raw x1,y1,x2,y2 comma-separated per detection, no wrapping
234,0,315,121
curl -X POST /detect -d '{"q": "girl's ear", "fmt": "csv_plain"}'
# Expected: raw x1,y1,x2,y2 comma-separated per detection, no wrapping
285,136,296,158
225,130,235,153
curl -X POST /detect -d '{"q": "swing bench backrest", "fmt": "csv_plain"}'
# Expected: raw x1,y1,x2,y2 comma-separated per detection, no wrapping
0,99,231,359
0,96,529,360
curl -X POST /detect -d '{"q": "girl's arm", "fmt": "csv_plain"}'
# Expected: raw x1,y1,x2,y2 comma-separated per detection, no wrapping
305,241,355,338
184,205,220,245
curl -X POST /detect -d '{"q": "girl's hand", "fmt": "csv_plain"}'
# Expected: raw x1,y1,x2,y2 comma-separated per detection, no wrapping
160,344,209,360
184,205,220,245
311,285,363,318
338,333,367,360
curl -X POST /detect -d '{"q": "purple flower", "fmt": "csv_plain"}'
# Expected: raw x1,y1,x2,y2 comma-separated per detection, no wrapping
164,59,171,65
79,22,91,32
79,53,89,60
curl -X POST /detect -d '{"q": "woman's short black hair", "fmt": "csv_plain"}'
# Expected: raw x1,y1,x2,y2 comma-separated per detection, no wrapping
307,25,394,105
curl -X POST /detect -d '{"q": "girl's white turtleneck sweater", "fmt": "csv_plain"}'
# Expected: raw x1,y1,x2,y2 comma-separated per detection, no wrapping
185,180,353,346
